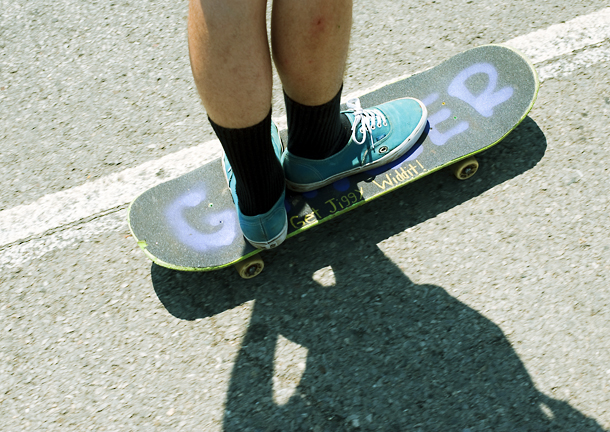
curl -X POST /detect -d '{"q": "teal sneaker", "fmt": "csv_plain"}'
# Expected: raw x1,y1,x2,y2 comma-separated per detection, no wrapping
282,97,427,192
222,122,288,250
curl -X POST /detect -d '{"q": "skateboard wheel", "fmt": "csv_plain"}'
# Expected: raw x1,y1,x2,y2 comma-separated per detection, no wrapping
234,255,264,279
451,156,479,180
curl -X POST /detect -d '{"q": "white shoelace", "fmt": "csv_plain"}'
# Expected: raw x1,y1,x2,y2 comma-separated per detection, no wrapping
346,98,388,146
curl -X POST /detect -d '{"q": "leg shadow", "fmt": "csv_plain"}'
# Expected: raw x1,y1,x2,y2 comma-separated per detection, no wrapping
216,243,603,432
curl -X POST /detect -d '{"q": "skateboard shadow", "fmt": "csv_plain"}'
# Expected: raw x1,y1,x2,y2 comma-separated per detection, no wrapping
152,116,545,318
149,118,603,430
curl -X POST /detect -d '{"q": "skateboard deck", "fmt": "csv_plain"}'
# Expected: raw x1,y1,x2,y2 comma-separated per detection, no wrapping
128,44,539,277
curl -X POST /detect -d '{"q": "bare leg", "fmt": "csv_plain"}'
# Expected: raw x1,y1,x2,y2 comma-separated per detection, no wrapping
271,0,352,106
188,0,271,128
187,0,285,226
271,0,353,160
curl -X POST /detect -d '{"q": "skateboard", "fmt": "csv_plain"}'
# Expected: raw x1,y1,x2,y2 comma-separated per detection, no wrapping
128,44,539,278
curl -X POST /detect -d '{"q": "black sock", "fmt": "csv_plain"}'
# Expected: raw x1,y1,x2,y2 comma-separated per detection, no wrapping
284,86,352,160
209,111,285,217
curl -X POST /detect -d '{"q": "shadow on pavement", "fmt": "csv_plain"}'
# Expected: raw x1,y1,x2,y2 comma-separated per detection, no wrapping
149,118,604,430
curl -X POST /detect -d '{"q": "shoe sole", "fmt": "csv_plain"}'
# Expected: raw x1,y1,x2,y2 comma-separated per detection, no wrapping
285,100,428,192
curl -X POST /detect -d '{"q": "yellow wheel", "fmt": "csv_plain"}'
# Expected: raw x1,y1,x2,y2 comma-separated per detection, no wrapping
451,156,479,180
234,255,264,279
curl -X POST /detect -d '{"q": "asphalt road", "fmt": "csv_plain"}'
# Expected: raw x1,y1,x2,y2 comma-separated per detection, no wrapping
1,1,609,431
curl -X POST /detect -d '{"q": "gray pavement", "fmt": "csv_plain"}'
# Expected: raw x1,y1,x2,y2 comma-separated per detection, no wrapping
1,0,610,431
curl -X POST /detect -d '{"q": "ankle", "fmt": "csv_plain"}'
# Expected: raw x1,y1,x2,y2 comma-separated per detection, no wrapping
284,85,351,160
211,112,285,216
